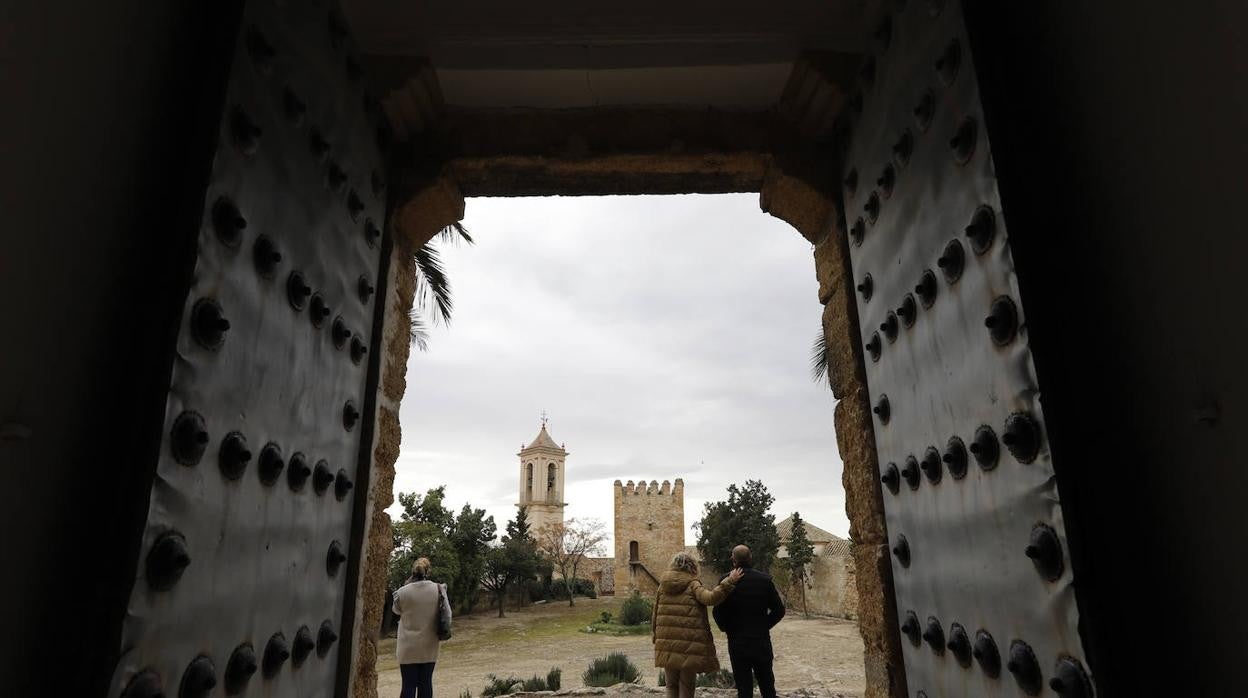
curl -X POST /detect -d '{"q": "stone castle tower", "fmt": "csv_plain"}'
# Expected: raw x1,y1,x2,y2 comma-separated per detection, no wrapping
613,478,685,594
517,420,567,534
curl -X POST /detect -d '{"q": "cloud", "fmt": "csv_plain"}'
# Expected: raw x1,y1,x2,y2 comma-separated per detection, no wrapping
391,194,849,546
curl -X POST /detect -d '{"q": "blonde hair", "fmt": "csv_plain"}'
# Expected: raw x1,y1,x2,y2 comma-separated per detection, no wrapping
411,557,432,580
669,552,698,575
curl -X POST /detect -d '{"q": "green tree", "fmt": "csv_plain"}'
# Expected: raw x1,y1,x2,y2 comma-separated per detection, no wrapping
785,512,816,617
481,507,541,616
504,505,533,545
389,486,458,591
481,535,540,618
693,480,780,574
480,546,513,618
447,503,496,613
502,506,540,607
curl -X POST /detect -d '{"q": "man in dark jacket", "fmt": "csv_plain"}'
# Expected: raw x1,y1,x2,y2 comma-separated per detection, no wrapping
712,545,786,698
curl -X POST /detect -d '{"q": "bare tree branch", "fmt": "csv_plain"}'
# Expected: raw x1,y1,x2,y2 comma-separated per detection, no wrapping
534,518,607,606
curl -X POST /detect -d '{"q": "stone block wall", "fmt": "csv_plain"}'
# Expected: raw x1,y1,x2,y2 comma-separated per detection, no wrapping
581,557,617,595
762,158,905,698
613,479,686,594
782,550,858,619
348,238,415,698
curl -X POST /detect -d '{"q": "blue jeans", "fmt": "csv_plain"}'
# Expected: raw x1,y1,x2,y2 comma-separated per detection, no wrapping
399,662,435,698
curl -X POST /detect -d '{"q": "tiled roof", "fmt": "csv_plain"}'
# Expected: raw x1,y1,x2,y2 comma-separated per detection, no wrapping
775,515,838,544
522,424,563,451
823,538,853,558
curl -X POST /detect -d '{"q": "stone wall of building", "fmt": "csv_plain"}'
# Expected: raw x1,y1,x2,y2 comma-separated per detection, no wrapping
581,556,617,595
613,479,685,594
778,545,858,619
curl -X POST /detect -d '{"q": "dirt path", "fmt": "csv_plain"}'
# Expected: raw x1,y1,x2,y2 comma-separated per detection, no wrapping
375,597,864,697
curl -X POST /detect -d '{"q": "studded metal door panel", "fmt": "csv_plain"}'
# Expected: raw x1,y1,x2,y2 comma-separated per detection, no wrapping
109,2,386,697
843,2,1092,697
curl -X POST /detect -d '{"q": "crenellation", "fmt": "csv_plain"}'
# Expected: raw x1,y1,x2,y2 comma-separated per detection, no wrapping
614,474,686,595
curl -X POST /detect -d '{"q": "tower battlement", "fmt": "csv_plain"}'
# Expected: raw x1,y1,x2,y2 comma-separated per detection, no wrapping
613,478,684,497
613,476,685,595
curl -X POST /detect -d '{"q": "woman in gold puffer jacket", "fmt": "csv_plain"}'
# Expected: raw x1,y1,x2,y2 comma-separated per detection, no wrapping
651,552,743,698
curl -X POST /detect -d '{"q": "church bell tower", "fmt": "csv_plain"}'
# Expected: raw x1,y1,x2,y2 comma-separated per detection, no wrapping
517,415,568,533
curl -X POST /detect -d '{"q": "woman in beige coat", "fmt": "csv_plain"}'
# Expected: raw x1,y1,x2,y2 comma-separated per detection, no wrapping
392,558,451,698
652,552,743,698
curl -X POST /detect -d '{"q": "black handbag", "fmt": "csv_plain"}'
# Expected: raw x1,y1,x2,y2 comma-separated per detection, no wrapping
435,583,452,640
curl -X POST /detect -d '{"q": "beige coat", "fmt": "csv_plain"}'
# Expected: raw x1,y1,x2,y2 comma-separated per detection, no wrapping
392,580,449,664
651,570,736,672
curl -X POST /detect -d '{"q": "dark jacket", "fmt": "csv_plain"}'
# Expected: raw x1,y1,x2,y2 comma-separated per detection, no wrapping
712,566,785,638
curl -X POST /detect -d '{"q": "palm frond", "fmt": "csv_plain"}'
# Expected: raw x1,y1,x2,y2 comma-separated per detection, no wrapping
408,222,471,351
438,221,474,246
810,328,829,384
409,309,429,351
413,242,453,326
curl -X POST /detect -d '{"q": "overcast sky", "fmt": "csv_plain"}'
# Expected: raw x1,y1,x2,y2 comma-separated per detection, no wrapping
387,194,848,548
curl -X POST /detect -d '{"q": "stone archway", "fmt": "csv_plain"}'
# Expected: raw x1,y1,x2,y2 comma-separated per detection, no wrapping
347,155,901,698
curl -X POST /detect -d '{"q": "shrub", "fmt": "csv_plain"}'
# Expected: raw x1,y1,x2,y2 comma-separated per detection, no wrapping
600,611,613,624
481,675,515,697
550,577,596,600
546,667,562,691
695,669,732,688
582,652,640,687
619,590,653,626
661,668,732,689
480,671,560,696
526,579,548,603
696,669,736,688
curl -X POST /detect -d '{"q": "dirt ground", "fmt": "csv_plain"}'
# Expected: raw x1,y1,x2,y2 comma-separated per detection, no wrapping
375,597,864,697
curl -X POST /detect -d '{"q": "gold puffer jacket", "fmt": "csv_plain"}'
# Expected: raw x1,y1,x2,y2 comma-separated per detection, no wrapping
651,570,737,672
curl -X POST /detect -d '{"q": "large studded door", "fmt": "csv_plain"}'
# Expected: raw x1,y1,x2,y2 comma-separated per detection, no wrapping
108,2,388,697
843,2,1093,696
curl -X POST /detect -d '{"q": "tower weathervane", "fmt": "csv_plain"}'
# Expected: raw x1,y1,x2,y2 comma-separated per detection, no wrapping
540,410,549,428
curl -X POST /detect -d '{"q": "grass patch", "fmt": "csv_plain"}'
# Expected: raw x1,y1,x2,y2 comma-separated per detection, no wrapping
381,599,624,664
439,599,623,655
580,621,651,636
